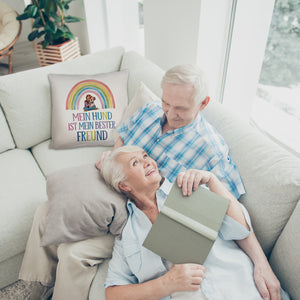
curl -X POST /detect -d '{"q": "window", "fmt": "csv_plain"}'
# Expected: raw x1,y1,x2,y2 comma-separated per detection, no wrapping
250,0,300,156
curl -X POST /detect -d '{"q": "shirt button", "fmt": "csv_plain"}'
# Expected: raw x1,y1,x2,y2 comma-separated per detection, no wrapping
157,138,160,142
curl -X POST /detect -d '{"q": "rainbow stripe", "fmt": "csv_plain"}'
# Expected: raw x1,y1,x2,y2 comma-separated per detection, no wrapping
66,79,115,110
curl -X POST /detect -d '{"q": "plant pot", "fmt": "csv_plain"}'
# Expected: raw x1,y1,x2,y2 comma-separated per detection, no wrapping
34,37,80,67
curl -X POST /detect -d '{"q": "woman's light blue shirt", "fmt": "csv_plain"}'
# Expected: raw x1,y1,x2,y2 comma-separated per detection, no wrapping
104,180,288,300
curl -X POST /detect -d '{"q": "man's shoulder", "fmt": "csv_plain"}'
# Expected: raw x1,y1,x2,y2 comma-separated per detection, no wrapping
189,114,228,152
136,100,162,120
142,100,162,111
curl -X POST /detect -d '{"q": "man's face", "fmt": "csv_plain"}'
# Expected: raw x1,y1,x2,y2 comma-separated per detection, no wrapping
161,83,201,129
117,150,162,193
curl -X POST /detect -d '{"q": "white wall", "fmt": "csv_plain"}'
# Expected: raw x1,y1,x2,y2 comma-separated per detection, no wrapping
81,0,108,54
143,0,202,71
106,0,140,51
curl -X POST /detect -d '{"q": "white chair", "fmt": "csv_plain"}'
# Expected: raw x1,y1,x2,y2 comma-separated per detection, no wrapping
0,1,21,74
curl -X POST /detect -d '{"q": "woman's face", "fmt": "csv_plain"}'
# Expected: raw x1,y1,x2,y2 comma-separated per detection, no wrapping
116,150,161,193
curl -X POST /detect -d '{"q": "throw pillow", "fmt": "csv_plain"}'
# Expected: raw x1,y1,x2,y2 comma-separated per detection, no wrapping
112,81,160,141
49,70,129,149
121,81,160,123
41,164,128,246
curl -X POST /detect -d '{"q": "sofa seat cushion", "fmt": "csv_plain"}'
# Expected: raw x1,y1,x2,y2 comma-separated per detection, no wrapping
0,149,47,262
31,139,109,176
203,101,300,255
0,105,14,153
0,47,125,150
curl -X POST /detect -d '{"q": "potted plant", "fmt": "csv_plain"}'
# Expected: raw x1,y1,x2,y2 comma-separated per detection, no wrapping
17,0,82,66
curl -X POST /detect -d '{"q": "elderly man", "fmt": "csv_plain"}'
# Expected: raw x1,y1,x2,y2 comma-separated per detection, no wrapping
100,145,287,300
20,65,280,300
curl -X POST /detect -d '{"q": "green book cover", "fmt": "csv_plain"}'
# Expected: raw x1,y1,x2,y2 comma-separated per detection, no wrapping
143,184,230,264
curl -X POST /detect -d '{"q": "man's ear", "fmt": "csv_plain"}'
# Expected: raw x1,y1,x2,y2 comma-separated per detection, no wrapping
118,182,131,193
199,96,210,111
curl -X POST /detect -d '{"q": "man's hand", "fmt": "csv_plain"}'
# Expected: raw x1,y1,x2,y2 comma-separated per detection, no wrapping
176,169,213,196
161,264,205,294
95,150,112,170
254,263,281,300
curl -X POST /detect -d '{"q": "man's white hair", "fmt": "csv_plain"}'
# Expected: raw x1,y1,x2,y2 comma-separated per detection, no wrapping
161,64,209,105
100,145,144,193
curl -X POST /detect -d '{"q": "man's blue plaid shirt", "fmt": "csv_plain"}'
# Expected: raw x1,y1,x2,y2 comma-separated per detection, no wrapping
118,101,245,199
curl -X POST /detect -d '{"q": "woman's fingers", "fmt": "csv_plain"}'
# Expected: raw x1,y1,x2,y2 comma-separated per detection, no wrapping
177,171,203,196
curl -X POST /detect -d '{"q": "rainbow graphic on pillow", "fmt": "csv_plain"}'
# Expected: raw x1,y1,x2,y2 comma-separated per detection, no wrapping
65,79,115,110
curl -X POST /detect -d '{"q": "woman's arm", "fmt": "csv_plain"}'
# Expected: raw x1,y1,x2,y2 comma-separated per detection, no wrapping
236,233,281,300
106,264,205,300
177,169,281,300
176,169,249,229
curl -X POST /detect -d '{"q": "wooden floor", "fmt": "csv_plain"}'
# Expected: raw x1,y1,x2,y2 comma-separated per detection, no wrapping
0,41,40,76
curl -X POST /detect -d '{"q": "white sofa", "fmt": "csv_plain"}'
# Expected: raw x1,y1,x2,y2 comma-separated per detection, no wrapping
0,47,299,300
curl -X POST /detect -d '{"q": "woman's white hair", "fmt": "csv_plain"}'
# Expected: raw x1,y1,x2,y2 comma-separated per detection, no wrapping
161,64,209,105
100,145,144,193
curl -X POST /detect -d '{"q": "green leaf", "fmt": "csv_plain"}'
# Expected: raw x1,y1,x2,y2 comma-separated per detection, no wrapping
28,5,38,18
42,40,50,48
38,0,47,9
24,4,33,13
45,0,58,14
37,30,46,38
44,32,53,42
28,30,39,41
49,11,61,23
59,25,69,32
64,31,75,40
45,20,57,33
16,12,29,21
32,17,43,28
53,0,64,10
64,16,82,23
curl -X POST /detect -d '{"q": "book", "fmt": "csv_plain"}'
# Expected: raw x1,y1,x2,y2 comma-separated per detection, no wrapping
142,184,230,264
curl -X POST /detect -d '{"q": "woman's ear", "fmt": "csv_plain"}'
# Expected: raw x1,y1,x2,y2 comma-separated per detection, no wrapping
118,182,131,193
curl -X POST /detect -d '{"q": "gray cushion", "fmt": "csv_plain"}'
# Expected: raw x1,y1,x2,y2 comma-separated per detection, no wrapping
41,164,128,246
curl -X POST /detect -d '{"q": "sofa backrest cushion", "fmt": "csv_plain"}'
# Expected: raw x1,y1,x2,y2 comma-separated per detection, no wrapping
0,47,125,149
203,101,300,256
120,51,164,102
0,105,15,153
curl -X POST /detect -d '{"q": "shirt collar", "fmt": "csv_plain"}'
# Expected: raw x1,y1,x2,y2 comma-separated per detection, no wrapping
159,112,202,135
126,178,173,213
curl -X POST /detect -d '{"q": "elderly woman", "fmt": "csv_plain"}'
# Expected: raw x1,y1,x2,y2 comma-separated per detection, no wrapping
100,145,287,300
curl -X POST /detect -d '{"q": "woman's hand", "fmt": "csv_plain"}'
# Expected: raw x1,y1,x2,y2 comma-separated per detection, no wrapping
95,150,112,170
254,263,281,300
160,264,205,294
176,169,214,196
